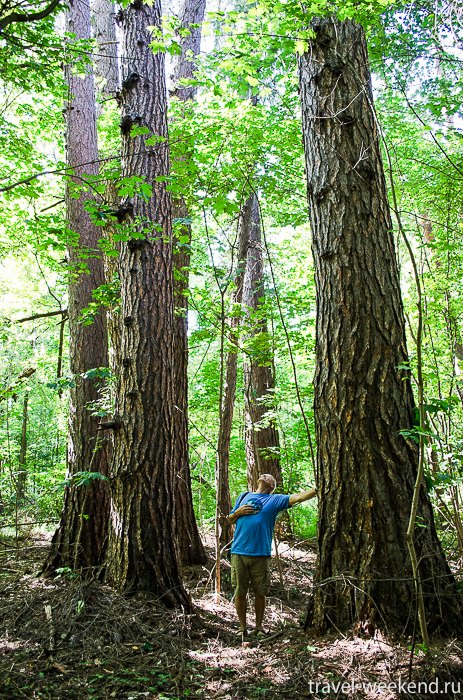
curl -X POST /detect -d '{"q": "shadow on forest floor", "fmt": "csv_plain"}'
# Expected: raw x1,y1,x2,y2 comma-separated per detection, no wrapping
1,529,463,699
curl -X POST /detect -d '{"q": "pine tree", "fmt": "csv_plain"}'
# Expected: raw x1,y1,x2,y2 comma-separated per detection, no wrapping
170,0,208,566
299,16,463,635
103,0,189,607
45,0,110,573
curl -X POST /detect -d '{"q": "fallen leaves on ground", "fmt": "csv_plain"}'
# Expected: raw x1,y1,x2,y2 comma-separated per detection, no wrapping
0,530,462,699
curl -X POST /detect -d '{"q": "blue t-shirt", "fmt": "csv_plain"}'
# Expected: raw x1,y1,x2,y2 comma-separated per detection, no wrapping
230,492,291,557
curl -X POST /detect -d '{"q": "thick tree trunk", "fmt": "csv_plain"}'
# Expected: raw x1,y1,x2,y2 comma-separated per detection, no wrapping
103,0,189,608
16,393,28,501
44,0,110,573
170,0,207,566
91,0,119,98
299,17,462,635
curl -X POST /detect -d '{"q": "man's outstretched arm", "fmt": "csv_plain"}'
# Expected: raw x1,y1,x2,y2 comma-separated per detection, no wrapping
288,488,317,507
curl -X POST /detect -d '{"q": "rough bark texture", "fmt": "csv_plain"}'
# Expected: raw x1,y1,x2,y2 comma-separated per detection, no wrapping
45,0,110,573
172,198,208,566
171,0,205,101
299,17,462,635
103,0,189,608
170,0,207,566
91,0,121,378
103,181,122,375
91,0,119,98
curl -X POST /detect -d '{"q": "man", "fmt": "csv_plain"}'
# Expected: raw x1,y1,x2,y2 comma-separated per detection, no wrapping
227,473,316,640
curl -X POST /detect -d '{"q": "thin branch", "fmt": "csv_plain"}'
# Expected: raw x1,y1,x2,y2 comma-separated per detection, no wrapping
0,0,61,31
400,89,463,178
14,309,67,323
252,192,316,478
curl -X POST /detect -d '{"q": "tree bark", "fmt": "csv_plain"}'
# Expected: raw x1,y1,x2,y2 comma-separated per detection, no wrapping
241,193,291,536
242,194,282,490
44,0,110,573
172,194,208,566
16,393,28,501
91,0,119,99
90,0,121,380
170,0,205,102
102,181,121,375
215,200,251,553
170,0,207,566
103,0,189,608
298,17,462,635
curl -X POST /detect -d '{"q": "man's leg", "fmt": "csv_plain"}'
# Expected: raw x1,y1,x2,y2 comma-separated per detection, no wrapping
231,555,249,632
254,595,266,631
235,595,247,632
250,556,271,632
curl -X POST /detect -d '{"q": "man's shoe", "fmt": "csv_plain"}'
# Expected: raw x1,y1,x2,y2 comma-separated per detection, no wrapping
251,629,268,640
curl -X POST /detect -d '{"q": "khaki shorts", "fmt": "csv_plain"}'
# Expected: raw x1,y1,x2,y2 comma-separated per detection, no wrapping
231,554,271,597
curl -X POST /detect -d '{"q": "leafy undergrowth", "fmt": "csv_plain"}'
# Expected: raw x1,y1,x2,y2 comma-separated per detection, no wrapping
0,529,463,699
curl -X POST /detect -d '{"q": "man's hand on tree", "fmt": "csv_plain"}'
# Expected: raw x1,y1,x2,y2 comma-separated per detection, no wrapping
288,488,317,507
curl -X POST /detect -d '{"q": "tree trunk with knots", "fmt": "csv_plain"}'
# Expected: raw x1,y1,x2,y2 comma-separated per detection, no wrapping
103,0,189,608
170,0,207,566
44,0,110,575
298,16,462,635
102,181,121,375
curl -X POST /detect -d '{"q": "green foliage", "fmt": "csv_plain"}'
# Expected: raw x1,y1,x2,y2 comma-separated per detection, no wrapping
54,470,109,492
1,0,463,554
54,566,77,580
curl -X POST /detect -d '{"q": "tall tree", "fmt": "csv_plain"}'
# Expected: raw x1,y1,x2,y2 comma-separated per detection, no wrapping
214,199,249,556
45,0,110,573
299,16,462,634
91,0,119,99
91,0,121,374
170,0,207,566
241,192,291,538
103,0,189,607
242,193,283,492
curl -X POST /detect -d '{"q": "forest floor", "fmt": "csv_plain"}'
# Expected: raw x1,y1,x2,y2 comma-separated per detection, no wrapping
1,528,463,699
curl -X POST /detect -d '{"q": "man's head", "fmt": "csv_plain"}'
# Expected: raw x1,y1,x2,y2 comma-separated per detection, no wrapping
257,474,276,493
